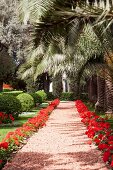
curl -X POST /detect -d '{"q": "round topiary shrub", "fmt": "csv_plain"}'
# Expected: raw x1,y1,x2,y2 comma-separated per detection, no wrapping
0,94,21,115
35,90,47,103
29,93,41,105
17,93,35,112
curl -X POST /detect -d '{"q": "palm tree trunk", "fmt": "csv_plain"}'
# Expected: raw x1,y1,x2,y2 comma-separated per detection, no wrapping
68,75,80,99
87,75,97,103
0,80,3,92
43,73,50,93
95,75,105,112
105,70,113,114
52,73,63,97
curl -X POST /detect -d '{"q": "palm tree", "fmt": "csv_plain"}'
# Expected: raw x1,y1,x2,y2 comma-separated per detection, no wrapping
18,24,104,97
19,0,113,25
19,0,113,112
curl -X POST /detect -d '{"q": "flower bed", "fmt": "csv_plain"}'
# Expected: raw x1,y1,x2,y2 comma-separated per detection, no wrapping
0,99,60,169
75,100,113,168
0,112,15,124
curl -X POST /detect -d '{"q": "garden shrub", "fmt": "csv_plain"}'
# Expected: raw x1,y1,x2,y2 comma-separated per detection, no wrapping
29,93,41,105
0,94,21,116
80,92,88,101
60,92,74,101
46,92,55,100
35,90,47,103
17,93,35,112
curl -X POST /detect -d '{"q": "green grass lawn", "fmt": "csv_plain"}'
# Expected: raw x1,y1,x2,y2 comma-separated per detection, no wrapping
0,103,48,142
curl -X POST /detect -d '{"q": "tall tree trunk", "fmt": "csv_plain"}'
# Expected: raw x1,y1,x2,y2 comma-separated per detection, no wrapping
95,75,105,112
68,66,90,99
68,75,80,99
43,73,50,93
105,70,113,114
87,75,97,103
52,73,63,97
0,80,3,92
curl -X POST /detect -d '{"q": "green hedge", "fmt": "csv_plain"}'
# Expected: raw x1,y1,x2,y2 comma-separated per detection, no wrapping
46,92,55,100
29,93,41,105
80,92,88,101
60,92,74,101
35,90,47,103
0,94,21,116
2,89,12,92
17,93,35,112
46,92,75,101
2,91,23,97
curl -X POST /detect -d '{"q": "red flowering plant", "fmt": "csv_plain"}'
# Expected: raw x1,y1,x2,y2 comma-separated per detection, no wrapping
0,99,60,169
75,100,113,168
0,112,15,124
0,142,9,169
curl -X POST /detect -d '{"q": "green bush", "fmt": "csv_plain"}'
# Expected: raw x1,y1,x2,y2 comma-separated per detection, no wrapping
3,89,12,92
0,94,21,116
80,92,88,101
29,93,41,105
47,92,55,100
60,92,74,101
2,91,23,97
35,90,47,103
17,93,35,112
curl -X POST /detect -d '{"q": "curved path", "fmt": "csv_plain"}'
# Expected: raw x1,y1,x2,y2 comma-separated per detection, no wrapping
3,102,108,170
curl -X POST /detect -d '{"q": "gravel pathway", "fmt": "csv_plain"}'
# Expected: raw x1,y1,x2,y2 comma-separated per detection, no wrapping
3,102,108,170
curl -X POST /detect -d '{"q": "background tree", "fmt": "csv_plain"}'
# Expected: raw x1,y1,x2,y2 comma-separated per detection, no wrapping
0,44,15,91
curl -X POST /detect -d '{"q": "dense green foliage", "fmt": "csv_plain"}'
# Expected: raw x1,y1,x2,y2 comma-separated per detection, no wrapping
17,93,35,112
35,90,47,103
60,92,74,101
46,92,55,100
29,93,41,105
0,94,21,115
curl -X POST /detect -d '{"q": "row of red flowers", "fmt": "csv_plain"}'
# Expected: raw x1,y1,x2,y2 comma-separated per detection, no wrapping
75,100,113,168
0,99,60,169
0,112,15,124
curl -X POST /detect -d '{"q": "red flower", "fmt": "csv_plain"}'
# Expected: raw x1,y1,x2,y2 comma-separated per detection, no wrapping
0,160,2,164
98,143,109,150
108,136,113,141
110,160,113,167
0,142,8,149
103,150,110,162
9,114,15,121
94,138,101,145
108,141,113,145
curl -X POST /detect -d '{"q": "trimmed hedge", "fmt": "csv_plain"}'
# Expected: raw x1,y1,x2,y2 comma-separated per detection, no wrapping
46,92,75,101
2,89,12,92
0,94,21,116
17,93,35,112
80,92,88,101
46,92,55,100
29,93,41,105
35,90,47,103
60,92,74,101
2,91,23,97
